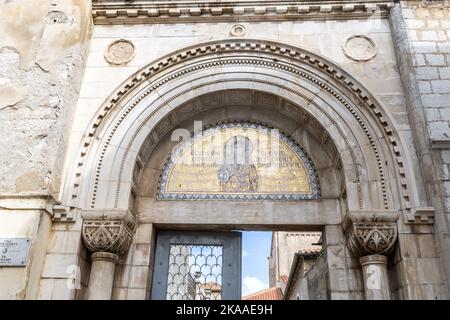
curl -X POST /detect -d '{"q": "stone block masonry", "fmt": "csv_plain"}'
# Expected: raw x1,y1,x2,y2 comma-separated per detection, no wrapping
398,0,450,298
402,1,450,143
0,0,92,299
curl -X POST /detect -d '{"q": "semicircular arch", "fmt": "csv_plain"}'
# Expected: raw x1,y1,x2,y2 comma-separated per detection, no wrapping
65,39,415,219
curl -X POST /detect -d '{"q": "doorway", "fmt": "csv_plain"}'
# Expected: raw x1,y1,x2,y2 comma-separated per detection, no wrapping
151,230,242,300
150,229,327,300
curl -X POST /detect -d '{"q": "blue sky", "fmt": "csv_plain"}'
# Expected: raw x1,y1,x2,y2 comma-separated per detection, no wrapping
241,231,272,296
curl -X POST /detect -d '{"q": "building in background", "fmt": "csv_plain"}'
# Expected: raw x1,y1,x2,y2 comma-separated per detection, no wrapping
269,232,322,291
244,232,323,300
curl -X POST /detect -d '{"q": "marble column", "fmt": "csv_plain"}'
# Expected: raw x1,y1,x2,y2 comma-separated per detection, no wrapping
359,254,391,300
82,219,134,300
87,252,119,300
343,211,398,300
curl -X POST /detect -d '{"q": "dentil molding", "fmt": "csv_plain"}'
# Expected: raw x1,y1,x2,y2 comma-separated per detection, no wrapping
92,0,394,24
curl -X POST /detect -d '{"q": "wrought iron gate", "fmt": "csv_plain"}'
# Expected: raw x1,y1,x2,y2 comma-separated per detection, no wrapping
151,231,242,300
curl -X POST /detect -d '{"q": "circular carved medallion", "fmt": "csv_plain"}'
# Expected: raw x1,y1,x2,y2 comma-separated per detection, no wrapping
104,39,135,65
230,24,246,37
342,35,377,62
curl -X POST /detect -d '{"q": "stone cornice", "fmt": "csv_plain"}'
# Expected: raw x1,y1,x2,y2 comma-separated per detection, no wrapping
430,138,450,150
343,209,398,231
404,206,434,224
81,209,137,231
92,0,395,25
0,192,76,222
0,192,53,211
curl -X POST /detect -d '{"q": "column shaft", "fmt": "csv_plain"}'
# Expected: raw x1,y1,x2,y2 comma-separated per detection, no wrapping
87,252,118,300
360,254,390,300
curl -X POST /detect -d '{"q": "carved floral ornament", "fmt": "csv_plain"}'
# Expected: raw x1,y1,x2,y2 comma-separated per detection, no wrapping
346,222,397,257
82,220,133,256
69,39,411,218
344,211,398,258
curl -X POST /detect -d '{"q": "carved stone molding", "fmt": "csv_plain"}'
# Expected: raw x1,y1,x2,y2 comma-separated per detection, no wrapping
92,1,394,25
343,210,398,258
68,39,412,217
82,220,133,256
91,251,119,263
404,207,435,224
0,193,77,223
51,204,76,222
430,138,450,150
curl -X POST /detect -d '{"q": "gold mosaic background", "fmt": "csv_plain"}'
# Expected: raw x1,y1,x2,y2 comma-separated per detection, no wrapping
166,127,312,195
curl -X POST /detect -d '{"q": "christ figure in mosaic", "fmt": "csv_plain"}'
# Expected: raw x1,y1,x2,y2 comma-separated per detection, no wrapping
217,135,258,193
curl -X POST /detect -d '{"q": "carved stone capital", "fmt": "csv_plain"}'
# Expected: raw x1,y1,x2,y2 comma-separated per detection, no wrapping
82,220,133,256
345,222,398,257
343,210,398,258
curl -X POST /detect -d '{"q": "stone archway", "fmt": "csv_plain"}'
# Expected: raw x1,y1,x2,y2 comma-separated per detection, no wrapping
61,39,418,300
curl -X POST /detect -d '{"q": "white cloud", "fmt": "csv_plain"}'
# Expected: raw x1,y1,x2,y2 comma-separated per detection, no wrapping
242,250,248,258
242,276,268,296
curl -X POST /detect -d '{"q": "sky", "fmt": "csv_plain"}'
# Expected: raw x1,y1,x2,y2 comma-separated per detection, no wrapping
241,231,272,297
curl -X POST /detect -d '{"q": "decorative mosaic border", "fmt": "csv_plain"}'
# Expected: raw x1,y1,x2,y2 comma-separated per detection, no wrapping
157,122,321,201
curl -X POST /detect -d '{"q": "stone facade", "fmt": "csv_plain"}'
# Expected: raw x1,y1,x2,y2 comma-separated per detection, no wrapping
390,0,450,298
0,0,449,300
402,0,450,295
269,232,322,290
285,251,329,300
0,0,92,299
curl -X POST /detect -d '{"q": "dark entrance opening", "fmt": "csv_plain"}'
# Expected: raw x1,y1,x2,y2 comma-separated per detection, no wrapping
151,231,242,300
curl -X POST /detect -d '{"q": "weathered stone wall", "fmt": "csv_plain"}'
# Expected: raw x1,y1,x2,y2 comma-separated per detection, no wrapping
390,0,450,298
287,251,330,300
403,1,450,146
0,0,91,299
0,0,91,195
324,225,365,299
306,252,329,300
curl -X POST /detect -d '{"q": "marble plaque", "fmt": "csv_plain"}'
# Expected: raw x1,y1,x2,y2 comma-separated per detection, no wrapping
0,238,31,266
